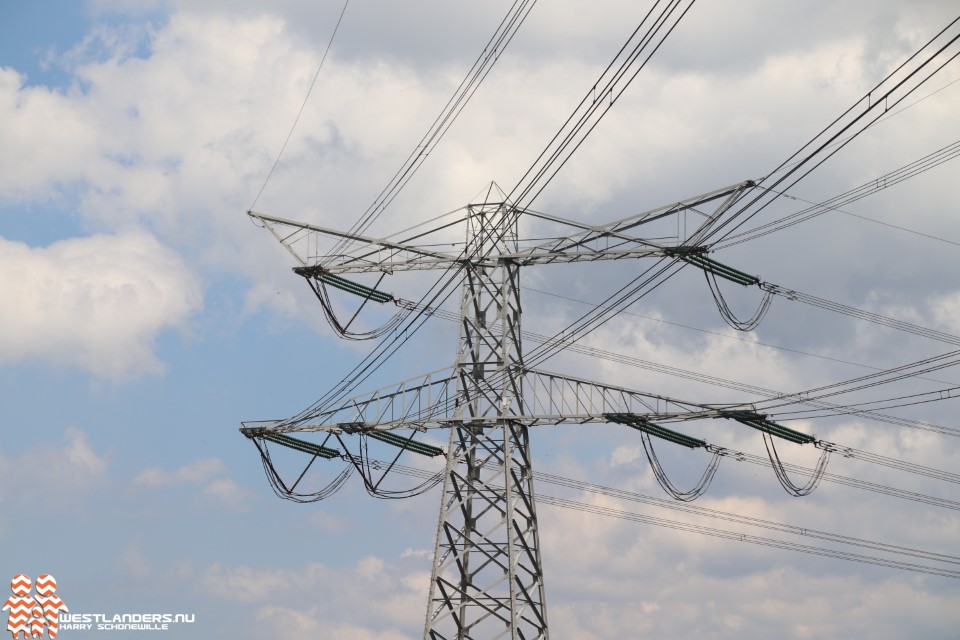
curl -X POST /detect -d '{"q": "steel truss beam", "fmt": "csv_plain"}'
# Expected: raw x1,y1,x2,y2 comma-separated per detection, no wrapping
246,180,753,275
239,365,723,436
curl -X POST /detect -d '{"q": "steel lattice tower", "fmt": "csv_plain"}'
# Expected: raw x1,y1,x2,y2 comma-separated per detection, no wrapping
241,180,754,639
237,4,960,636
241,2,960,640
425,201,548,637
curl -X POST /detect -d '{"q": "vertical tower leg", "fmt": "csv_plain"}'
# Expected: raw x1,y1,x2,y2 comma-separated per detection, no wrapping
424,199,549,639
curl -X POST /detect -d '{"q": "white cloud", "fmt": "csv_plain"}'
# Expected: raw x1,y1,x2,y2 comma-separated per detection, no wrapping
201,563,302,603
0,68,101,199
198,556,427,636
356,556,384,580
201,477,251,512
0,232,201,380
254,606,415,640
536,489,960,639
253,606,323,640
2,3,955,338
931,290,960,334
2,3,959,639
134,457,227,488
63,425,109,477
135,456,251,511
0,426,108,510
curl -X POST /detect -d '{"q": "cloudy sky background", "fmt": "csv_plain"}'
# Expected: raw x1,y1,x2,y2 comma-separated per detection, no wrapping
2,1,959,638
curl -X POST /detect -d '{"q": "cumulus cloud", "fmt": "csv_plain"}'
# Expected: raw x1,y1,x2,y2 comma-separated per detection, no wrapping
199,557,426,637
0,426,108,510
134,456,251,511
201,478,250,512
0,232,201,380
0,68,102,198
134,457,227,487
535,485,960,639
2,3,959,638
201,563,302,603
931,290,960,334
255,607,415,640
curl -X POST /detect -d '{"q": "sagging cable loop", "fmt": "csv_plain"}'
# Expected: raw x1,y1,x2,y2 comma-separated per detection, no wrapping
606,413,719,501
336,429,444,500
704,268,773,331
667,248,772,331
297,266,411,340
249,434,352,503
246,428,445,502
640,431,721,502
763,432,831,497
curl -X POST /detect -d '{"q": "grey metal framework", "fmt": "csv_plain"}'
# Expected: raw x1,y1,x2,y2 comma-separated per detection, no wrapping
240,180,754,639
425,200,546,638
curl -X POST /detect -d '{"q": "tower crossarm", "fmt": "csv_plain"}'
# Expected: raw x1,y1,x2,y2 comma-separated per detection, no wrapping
515,179,755,264
239,366,730,436
249,208,674,274
248,211,469,274
248,179,756,275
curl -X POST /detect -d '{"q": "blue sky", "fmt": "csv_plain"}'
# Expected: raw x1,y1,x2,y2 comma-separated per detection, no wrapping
2,1,959,638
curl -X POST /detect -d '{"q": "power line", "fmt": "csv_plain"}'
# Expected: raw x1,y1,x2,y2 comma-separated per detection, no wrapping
523,285,960,387
712,446,960,511
249,0,351,211
383,22,960,435
531,469,960,560
699,16,960,248
243,12,960,633
406,299,960,439
502,0,699,211
324,0,539,263
249,2,543,421
278,0,702,422
716,140,960,248
775,76,960,174
537,495,960,579
328,457,960,576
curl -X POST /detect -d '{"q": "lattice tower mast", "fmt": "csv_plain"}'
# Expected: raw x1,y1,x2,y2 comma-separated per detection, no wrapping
237,7,960,637
243,180,753,639
424,199,547,637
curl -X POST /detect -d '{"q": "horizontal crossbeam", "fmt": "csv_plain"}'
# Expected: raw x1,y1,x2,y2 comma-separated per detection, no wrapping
239,367,734,436
247,180,755,275
521,180,754,264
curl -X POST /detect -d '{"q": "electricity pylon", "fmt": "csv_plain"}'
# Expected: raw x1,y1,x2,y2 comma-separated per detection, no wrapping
241,179,754,638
